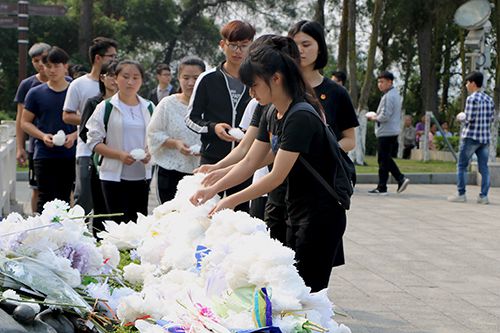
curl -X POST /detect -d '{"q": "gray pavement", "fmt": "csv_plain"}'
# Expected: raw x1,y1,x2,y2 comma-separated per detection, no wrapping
329,184,500,333
13,180,500,332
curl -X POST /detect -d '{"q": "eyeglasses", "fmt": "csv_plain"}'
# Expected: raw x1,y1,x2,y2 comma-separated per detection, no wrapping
102,53,117,59
225,42,251,52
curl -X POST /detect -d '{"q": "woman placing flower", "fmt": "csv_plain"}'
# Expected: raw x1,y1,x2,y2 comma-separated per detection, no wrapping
190,37,346,292
86,60,154,223
147,56,205,203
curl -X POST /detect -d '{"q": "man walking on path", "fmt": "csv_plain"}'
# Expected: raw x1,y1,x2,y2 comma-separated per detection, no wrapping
448,71,495,204
367,71,410,194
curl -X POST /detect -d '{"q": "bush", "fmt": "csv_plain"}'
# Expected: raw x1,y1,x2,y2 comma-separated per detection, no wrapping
0,110,13,121
434,135,459,152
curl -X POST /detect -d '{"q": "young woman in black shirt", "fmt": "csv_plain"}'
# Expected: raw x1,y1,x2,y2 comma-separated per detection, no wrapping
190,36,346,292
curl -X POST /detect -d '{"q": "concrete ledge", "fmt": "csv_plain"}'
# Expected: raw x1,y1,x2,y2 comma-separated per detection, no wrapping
16,171,29,182
471,162,500,187
356,172,476,185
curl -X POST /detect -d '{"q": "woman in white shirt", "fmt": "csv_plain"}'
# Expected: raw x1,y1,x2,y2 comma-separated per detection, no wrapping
147,56,205,203
86,60,154,223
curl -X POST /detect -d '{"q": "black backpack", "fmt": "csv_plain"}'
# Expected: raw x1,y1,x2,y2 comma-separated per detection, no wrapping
284,102,355,210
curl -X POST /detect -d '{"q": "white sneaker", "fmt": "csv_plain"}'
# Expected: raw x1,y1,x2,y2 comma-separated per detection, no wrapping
448,194,466,202
477,196,489,205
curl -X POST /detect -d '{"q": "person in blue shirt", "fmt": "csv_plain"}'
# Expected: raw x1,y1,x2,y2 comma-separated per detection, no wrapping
21,47,77,213
448,71,496,204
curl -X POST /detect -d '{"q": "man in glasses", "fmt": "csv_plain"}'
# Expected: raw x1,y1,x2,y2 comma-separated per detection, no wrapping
148,64,174,105
62,37,118,216
186,20,255,212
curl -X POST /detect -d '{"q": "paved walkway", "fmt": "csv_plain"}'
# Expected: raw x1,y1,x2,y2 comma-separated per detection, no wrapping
329,184,500,333
13,181,500,332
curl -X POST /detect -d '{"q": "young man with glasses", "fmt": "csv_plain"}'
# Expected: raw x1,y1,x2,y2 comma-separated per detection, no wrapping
186,20,255,212
62,37,118,215
148,64,174,105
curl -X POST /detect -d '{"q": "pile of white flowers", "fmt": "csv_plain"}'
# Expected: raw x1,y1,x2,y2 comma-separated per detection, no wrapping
97,174,351,333
0,201,109,288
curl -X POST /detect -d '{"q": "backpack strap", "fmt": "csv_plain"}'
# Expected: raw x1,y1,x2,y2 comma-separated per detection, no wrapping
285,102,347,208
103,99,113,133
147,102,154,115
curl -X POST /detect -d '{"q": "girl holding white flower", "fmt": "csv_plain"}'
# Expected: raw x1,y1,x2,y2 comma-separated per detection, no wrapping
191,36,346,292
147,56,205,203
86,60,153,223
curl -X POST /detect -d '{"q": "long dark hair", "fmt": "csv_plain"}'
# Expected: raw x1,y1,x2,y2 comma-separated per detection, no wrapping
288,20,328,70
239,35,323,117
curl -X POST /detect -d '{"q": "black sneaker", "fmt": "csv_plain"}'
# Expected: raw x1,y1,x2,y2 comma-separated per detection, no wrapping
397,177,410,193
368,188,388,195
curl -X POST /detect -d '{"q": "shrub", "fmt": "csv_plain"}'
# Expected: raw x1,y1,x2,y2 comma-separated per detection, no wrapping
434,135,459,152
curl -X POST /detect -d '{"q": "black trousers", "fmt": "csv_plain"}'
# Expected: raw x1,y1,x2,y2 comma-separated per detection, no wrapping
101,179,150,223
157,167,190,204
263,201,288,244
201,156,251,213
286,204,346,292
402,144,414,159
90,163,107,238
34,158,75,213
377,135,404,190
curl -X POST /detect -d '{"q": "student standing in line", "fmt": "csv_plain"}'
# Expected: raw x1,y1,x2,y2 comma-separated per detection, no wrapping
14,42,51,213
185,20,255,213
191,36,346,292
86,60,154,223
63,37,118,216
21,47,77,213
79,61,118,237
147,56,205,203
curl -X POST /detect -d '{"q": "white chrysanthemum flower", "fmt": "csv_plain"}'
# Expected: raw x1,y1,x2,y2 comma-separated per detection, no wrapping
123,263,156,285
135,320,166,333
116,293,146,323
99,242,120,269
36,251,81,287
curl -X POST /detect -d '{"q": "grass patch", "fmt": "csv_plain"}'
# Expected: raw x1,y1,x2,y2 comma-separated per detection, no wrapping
356,155,456,174
16,165,28,172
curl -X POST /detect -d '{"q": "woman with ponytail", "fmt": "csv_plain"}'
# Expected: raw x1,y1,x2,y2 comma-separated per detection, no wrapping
190,36,346,292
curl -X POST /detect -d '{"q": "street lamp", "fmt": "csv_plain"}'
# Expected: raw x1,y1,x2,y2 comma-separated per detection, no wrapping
454,0,492,72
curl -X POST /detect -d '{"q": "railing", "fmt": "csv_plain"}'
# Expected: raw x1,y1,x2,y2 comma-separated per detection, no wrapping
0,121,17,218
420,111,458,162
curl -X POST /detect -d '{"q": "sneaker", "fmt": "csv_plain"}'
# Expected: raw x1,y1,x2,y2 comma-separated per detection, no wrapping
477,196,489,205
397,178,410,193
448,194,466,202
368,188,388,195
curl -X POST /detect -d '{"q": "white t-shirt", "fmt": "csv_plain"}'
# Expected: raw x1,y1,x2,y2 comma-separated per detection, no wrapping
120,101,146,181
63,74,100,158
238,98,269,189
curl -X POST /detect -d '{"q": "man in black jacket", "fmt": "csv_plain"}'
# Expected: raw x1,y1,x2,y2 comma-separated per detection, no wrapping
186,20,255,212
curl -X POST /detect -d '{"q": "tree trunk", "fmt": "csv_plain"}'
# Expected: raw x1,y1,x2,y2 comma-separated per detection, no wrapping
353,0,383,164
490,0,500,161
78,0,93,61
337,0,349,72
313,0,326,28
357,0,384,112
416,16,439,116
439,31,452,118
347,0,358,107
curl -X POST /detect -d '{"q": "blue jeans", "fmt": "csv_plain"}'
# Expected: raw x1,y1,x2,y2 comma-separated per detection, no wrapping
457,138,490,197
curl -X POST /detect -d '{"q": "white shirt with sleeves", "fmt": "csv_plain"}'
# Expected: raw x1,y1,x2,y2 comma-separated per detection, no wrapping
147,94,201,174
63,74,99,158
238,98,269,188
86,93,153,182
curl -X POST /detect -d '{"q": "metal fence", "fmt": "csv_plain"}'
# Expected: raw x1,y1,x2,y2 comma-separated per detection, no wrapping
0,121,17,218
